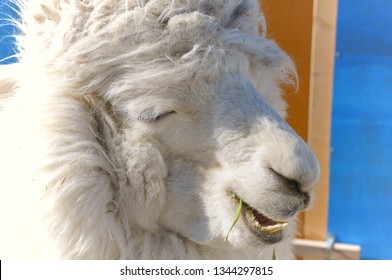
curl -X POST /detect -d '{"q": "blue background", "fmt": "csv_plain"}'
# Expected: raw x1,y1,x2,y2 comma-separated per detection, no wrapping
1,0,391,259
0,0,18,64
329,0,392,259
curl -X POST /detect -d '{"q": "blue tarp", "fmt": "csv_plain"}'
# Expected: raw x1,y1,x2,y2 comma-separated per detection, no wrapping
329,0,392,259
0,0,18,64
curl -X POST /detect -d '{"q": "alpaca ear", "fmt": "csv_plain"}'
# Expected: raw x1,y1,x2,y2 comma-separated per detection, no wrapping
83,94,168,232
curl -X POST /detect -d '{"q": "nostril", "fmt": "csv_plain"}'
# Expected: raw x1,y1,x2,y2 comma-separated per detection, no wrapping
268,167,302,192
302,192,310,208
268,168,311,210
287,178,301,193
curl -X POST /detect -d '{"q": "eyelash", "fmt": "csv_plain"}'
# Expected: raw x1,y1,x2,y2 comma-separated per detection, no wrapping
138,110,176,122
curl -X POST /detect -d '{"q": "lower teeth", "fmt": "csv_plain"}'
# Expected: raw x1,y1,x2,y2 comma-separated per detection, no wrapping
245,209,287,234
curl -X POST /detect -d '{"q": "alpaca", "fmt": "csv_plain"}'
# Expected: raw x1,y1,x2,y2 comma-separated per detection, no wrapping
0,0,320,259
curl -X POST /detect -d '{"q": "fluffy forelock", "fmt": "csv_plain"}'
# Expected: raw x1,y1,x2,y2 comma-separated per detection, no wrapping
14,0,296,107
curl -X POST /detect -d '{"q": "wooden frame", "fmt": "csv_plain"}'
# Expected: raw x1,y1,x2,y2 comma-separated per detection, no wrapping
293,239,361,260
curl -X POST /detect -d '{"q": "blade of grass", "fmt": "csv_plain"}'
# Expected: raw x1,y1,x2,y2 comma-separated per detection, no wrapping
59,158,80,186
224,197,243,241
272,248,277,260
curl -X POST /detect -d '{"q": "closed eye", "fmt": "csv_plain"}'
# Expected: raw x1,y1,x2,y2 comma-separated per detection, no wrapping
137,109,176,122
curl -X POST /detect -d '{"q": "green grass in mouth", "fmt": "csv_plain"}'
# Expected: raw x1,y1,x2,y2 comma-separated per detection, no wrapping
224,195,243,241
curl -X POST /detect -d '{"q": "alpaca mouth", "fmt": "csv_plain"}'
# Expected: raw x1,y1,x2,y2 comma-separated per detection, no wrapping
231,193,288,244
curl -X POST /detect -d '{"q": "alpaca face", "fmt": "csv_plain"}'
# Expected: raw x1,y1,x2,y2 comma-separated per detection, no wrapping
80,1,320,256
127,69,320,253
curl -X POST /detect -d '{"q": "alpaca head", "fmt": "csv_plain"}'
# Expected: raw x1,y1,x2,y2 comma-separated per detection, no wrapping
16,0,320,257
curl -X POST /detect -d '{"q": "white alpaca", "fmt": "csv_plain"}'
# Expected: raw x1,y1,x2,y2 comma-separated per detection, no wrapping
0,0,320,259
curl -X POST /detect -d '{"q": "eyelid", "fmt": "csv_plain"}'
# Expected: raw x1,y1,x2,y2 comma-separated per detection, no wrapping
137,110,176,122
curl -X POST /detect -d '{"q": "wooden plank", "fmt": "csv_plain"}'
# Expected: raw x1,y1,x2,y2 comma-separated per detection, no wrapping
293,239,361,260
304,0,338,241
262,0,313,142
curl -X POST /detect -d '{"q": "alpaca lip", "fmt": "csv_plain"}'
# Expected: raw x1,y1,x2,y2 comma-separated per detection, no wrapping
230,193,287,243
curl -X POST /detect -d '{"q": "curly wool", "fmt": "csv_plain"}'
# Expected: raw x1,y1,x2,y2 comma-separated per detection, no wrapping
0,0,311,260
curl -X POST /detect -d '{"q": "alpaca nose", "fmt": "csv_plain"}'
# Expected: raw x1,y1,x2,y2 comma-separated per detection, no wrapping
269,168,311,208
264,131,320,195
285,177,311,208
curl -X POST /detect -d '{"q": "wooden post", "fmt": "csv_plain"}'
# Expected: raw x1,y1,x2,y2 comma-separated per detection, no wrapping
304,0,338,241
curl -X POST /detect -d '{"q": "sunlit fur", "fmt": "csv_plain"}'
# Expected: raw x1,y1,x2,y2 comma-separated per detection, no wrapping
0,0,319,259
